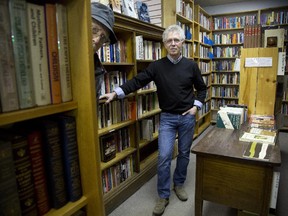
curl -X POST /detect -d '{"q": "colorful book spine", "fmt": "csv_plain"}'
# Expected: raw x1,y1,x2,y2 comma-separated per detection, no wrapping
41,119,67,209
0,0,19,112
45,3,62,104
56,4,73,102
9,0,36,109
57,115,82,201
27,2,51,106
26,129,50,215
0,140,22,216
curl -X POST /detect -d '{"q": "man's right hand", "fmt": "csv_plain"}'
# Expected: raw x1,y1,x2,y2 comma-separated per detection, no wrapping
99,92,117,104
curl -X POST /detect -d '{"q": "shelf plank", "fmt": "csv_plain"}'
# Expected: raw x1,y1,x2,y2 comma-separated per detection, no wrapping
0,101,78,126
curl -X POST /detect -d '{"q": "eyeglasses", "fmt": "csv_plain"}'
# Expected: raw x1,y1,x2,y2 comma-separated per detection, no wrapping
91,27,110,46
165,38,183,45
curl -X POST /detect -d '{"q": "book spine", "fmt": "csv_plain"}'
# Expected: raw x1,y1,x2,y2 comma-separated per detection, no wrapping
27,3,51,106
0,0,19,112
27,130,50,215
41,119,67,209
45,3,62,104
56,4,73,102
57,115,82,202
9,0,35,109
10,134,38,215
0,140,22,216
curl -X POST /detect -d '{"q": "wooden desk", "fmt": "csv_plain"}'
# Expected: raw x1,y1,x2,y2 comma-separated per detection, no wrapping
191,126,281,216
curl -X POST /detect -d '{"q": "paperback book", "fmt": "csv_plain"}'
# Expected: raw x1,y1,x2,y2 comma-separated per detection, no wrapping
243,141,273,161
239,132,276,145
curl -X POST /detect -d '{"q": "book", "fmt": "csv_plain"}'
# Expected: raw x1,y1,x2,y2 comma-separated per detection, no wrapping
216,107,243,130
122,0,137,19
141,119,153,141
57,115,82,202
45,3,62,104
0,131,38,215
27,2,52,106
239,132,276,145
264,28,285,48
110,0,122,13
0,140,22,216
56,3,73,102
270,171,280,209
9,0,35,109
135,35,144,60
242,141,273,161
0,0,19,113
41,119,67,209
25,128,50,215
100,133,117,162
136,1,150,23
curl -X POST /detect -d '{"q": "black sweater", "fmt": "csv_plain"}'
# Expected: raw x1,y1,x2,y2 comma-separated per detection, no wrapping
120,57,207,114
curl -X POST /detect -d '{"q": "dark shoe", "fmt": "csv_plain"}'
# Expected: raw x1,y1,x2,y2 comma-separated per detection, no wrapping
174,185,188,201
153,198,169,216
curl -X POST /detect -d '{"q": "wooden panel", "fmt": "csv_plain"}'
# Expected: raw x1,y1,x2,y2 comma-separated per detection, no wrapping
202,157,272,213
256,48,278,115
239,48,258,115
239,48,278,115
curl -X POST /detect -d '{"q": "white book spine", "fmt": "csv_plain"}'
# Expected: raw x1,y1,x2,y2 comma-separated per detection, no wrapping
27,3,51,106
56,3,73,102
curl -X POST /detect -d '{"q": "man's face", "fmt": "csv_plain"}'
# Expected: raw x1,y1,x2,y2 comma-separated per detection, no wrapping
92,21,110,52
164,31,183,59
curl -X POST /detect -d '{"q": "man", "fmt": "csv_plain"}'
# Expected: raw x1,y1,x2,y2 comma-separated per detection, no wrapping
91,2,117,99
100,25,207,216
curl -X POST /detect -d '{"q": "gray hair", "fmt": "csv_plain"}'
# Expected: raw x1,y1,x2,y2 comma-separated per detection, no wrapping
162,25,185,42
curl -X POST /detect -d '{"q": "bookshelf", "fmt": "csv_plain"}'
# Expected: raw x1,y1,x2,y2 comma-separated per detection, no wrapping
98,13,165,214
162,0,212,137
194,4,212,135
210,10,259,122
0,0,104,215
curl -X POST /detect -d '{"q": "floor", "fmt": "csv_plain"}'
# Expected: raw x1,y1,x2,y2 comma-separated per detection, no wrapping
108,126,288,216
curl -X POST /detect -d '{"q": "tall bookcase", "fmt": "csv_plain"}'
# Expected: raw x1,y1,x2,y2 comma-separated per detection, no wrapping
98,14,165,214
210,10,259,122
162,0,211,137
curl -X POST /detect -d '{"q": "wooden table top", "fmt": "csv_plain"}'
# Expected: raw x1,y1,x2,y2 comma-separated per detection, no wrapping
191,126,281,166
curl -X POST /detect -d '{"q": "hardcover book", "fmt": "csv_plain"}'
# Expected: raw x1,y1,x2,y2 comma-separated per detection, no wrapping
0,0,19,112
122,0,137,19
57,115,82,202
41,119,67,209
110,0,122,13
242,141,273,161
216,109,242,130
56,4,73,102
45,3,62,104
26,128,51,215
9,0,36,109
0,131,38,215
100,133,117,162
27,2,52,106
0,140,22,216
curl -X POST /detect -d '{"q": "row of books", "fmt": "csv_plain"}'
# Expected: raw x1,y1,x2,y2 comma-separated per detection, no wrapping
213,32,244,45
211,73,239,85
211,99,238,110
0,115,82,215
211,86,239,98
260,10,288,25
199,61,211,73
212,60,235,71
99,70,128,96
213,46,242,58
213,15,258,30
0,0,72,113
98,99,136,129
137,93,159,117
176,21,192,40
243,24,262,48
139,115,160,141
135,35,162,60
176,0,193,20
98,40,127,63
102,156,134,194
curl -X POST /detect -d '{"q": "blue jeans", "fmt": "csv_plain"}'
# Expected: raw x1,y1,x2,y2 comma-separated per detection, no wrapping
157,112,195,199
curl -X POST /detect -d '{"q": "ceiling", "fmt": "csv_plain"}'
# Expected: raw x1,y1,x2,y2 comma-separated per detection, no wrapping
194,0,261,7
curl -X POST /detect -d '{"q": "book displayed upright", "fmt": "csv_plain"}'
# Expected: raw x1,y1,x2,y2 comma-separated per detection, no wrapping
0,0,19,113
45,3,62,104
56,4,73,102
27,2,52,106
122,0,137,19
9,0,35,109
136,1,151,23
